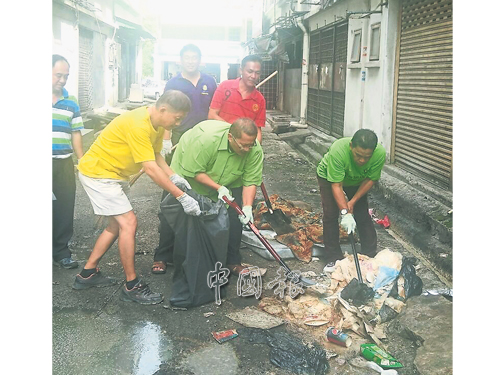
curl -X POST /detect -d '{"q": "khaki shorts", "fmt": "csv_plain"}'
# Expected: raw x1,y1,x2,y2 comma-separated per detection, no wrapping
78,172,133,216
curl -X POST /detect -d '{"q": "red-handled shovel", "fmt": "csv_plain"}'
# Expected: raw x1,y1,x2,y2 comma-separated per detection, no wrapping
223,196,317,286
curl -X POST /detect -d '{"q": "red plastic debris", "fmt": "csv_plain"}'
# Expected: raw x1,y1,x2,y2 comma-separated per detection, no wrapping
375,215,391,229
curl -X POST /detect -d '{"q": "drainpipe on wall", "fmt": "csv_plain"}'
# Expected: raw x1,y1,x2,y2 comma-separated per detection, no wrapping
297,20,309,125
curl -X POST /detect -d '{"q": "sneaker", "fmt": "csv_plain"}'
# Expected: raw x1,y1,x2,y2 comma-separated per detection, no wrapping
323,258,345,273
323,262,337,273
120,278,164,305
72,269,118,290
322,252,345,273
53,257,78,269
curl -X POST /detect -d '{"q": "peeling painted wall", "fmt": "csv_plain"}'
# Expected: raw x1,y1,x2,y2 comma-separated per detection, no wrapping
344,0,400,158
283,68,301,118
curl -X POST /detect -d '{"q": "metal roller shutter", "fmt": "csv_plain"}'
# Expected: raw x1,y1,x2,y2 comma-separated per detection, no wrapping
78,28,94,113
258,60,278,110
392,0,453,190
307,22,347,137
308,26,334,134
332,23,348,138
307,29,321,129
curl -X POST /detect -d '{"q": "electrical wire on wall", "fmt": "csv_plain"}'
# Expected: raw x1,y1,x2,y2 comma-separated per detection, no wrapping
69,0,104,41
346,1,388,20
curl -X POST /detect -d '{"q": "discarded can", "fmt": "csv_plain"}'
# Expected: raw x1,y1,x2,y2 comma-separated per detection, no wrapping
360,343,403,369
325,327,352,347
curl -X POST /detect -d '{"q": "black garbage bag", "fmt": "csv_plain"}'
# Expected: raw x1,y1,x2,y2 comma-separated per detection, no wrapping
389,257,423,301
238,327,329,375
377,304,399,323
161,190,229,308
340,278,375,307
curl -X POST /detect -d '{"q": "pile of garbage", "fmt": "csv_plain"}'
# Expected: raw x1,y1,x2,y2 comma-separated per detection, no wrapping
208,249,424,373
241,194,433,372
252,194,351,262
258,249,423,352
209,245,426,373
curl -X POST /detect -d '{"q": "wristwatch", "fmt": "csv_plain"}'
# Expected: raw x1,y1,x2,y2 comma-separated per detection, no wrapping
340,208,348,215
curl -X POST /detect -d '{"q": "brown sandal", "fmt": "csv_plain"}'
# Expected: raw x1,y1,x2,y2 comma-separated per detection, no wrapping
151,261,166,274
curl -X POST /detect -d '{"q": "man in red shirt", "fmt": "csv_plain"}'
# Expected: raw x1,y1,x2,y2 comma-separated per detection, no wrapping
208,54,266,143
207,54,266,275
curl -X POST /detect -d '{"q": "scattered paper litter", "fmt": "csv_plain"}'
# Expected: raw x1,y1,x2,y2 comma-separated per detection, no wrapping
304,314,329,326
226,307,285,329
241,263,267,276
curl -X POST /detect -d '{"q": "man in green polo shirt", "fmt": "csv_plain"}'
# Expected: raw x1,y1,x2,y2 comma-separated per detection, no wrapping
152,118,264,276
316,129,386,266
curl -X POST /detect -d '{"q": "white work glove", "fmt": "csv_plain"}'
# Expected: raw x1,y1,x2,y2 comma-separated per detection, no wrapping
170,174,191,191
160,139,173,157
177,193,201,216
340,213,357,234
238,205,253,226
217,186,234,202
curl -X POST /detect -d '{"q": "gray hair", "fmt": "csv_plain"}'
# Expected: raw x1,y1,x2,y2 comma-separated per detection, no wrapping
53,54,69,67
157,90,191,113
230,118,258,138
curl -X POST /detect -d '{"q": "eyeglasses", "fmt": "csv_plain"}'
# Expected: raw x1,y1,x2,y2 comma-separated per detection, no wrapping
230,134,257,150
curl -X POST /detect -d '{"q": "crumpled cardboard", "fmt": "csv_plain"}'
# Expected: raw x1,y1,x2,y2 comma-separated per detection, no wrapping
329,254,379,291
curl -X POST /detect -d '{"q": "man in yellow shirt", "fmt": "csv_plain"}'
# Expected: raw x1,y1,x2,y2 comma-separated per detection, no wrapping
76,90,201,305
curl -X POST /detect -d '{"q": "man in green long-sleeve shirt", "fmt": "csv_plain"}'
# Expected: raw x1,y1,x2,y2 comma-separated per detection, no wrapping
316,129,386,266
152,118,264,276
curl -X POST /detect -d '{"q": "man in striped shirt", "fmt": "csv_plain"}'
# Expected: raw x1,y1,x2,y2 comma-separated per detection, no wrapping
52,54,84,269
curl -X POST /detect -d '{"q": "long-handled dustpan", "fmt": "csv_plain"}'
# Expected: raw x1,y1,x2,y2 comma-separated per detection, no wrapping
340,232,375,306
223,196,317,287
260,182,296,235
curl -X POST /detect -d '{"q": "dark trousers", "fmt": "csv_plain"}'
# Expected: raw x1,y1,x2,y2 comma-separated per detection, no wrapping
155,129,181,263
53,157,76,261
154,187,244,265
317,175,377,258
165,130,183,165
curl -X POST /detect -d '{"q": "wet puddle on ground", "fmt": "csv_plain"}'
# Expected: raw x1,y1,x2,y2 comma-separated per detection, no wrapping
182,343,239,375
53,311,172,374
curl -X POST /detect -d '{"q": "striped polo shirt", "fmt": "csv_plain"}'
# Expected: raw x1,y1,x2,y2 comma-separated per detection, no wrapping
52,88,84,159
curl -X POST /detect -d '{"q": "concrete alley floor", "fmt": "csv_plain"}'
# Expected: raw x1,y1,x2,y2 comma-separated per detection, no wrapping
52,123,452,375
